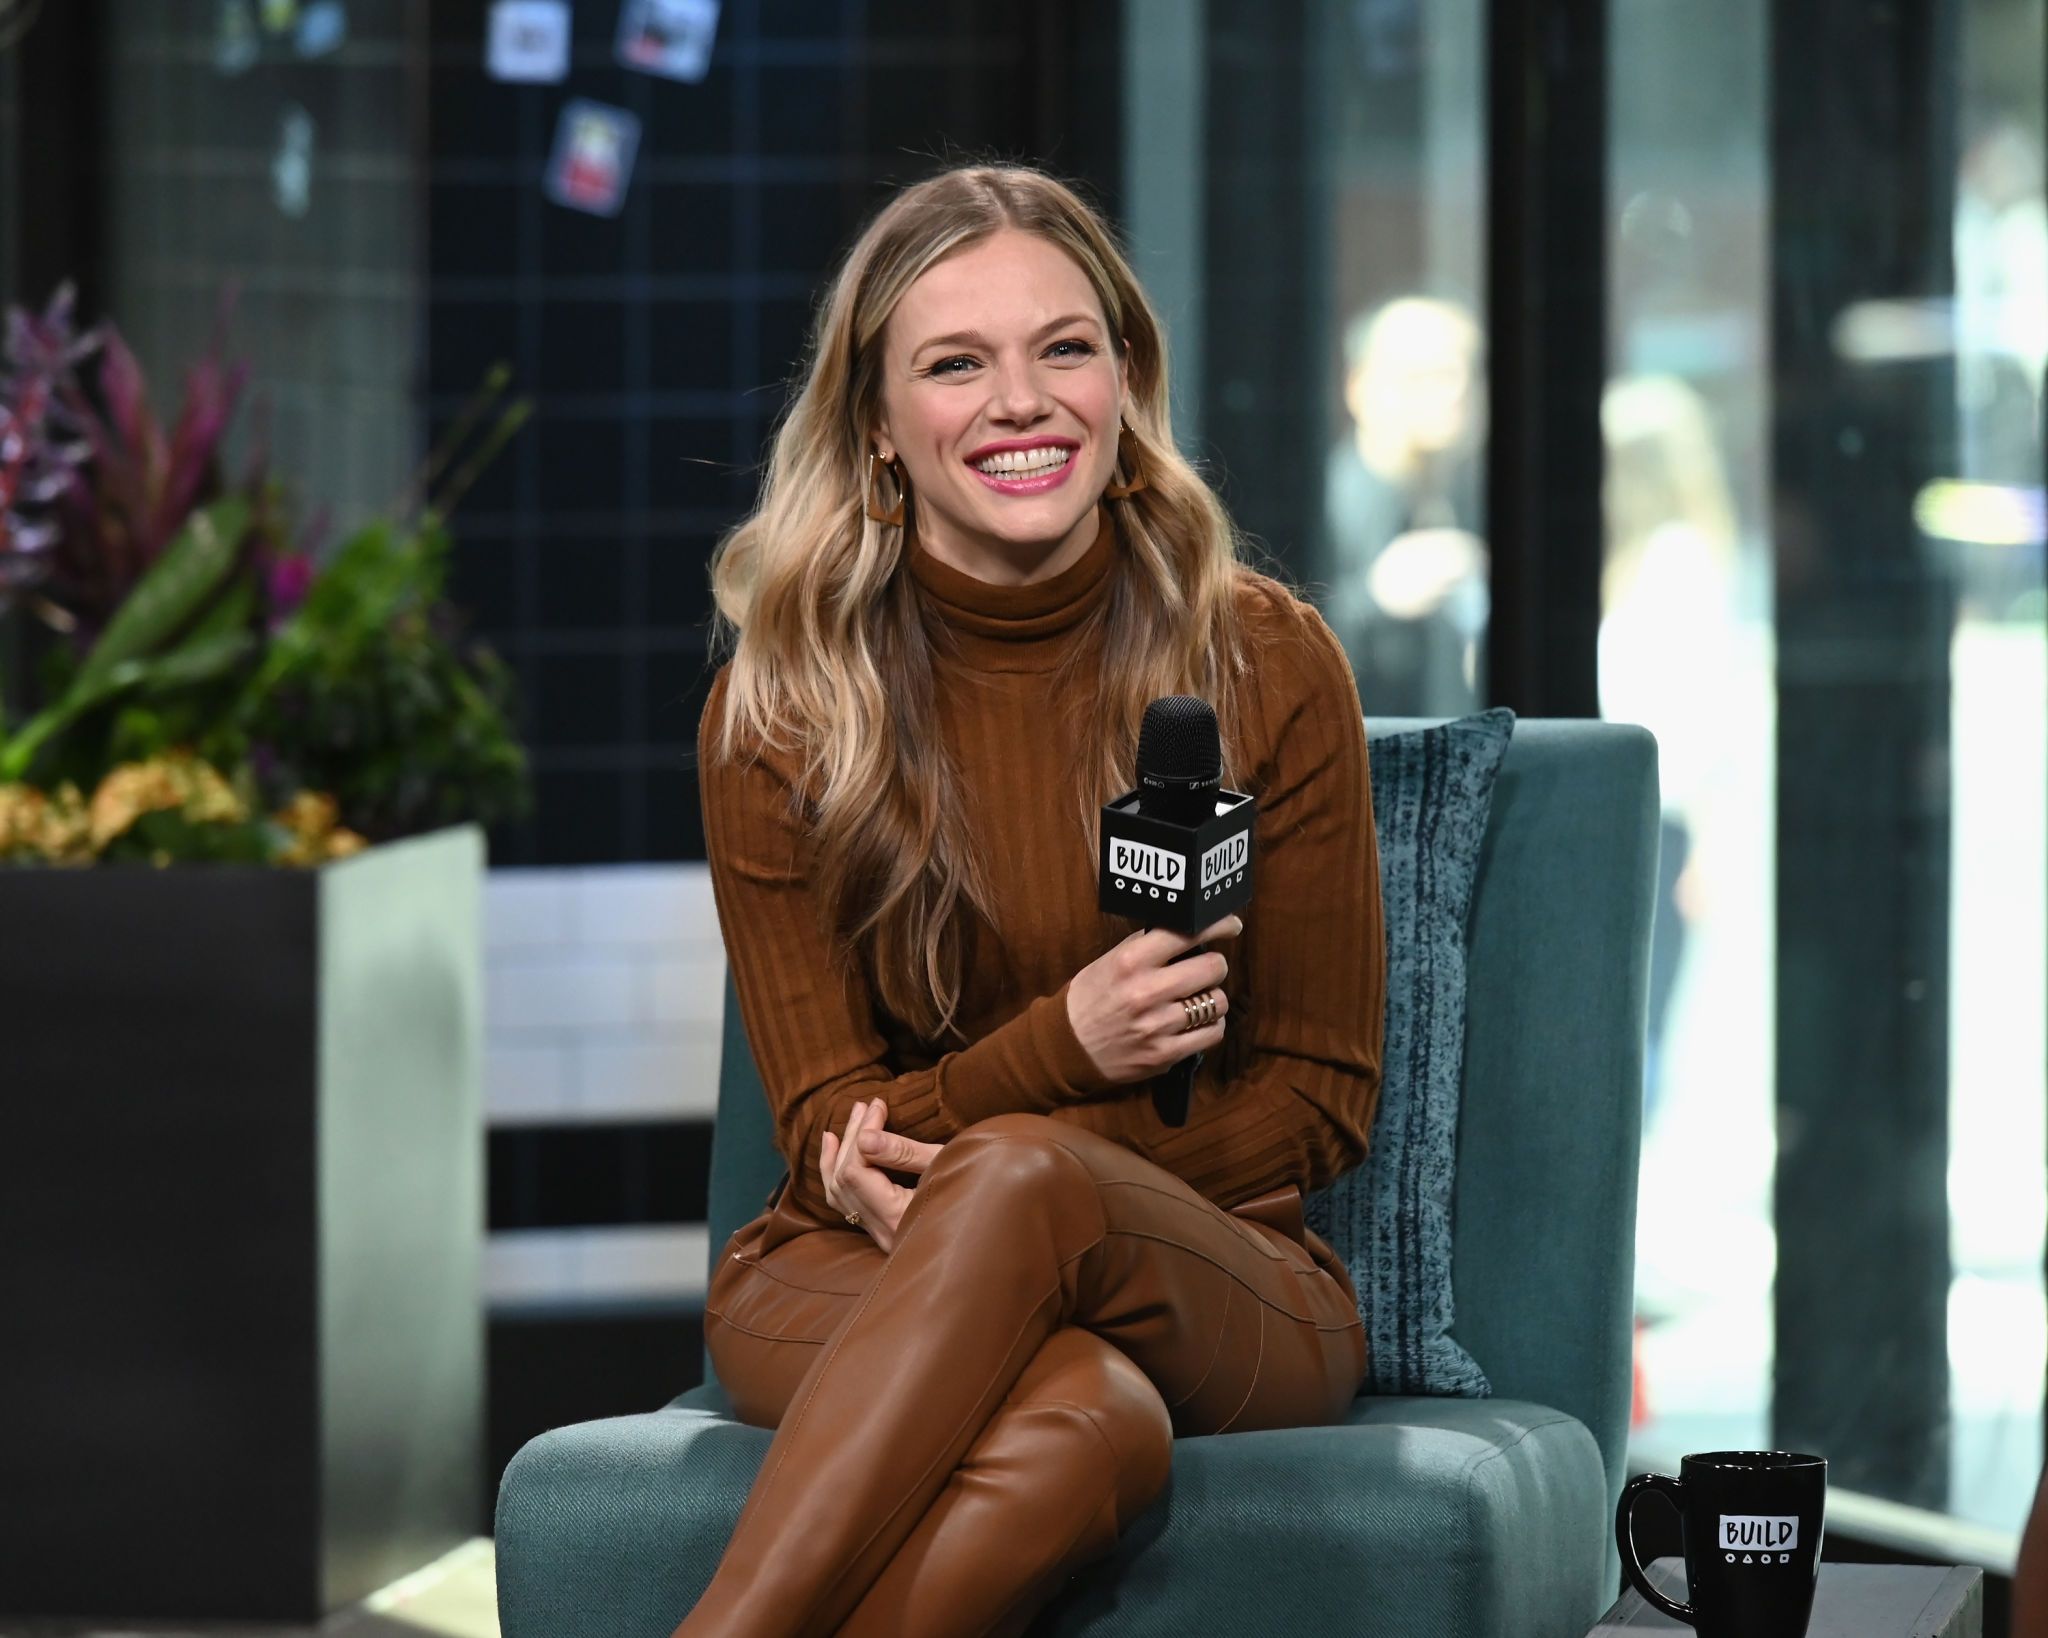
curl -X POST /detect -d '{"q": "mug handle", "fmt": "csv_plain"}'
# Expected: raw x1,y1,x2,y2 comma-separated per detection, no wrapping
1615,1472,1696,1625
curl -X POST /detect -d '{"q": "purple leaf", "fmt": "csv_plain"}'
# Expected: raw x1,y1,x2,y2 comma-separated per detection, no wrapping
0,285,103,611
152,353,248,557
265,552,315,633
95,327,167,491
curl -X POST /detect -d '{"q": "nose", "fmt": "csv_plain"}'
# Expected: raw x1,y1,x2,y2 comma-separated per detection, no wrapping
989,355,1054,424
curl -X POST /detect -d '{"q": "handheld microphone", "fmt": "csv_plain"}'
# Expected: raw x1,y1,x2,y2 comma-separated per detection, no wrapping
1097,696,1257,1126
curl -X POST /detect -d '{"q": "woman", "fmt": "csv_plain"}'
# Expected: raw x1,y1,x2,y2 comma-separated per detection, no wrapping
679,162,1386,1638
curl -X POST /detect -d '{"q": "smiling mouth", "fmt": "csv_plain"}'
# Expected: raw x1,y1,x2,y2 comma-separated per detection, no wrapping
969,447,1075,478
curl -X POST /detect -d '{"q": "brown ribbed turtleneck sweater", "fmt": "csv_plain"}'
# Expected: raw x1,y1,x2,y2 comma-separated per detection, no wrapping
698,498,1386,1229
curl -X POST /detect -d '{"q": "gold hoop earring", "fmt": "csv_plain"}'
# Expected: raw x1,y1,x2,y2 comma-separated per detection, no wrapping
1102,420,1150,499
864,449,907,525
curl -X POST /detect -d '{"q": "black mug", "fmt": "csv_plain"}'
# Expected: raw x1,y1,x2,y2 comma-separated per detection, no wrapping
1615,1450,1827,1637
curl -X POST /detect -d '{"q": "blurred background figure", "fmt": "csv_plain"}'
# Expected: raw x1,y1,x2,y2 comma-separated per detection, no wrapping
1322,295,1489,717
1598,373,1747,1132
1955,110,2048,498
1952,109,2048,631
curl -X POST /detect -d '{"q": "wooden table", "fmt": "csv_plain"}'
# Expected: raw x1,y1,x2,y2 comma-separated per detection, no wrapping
1590,1556,1983,1636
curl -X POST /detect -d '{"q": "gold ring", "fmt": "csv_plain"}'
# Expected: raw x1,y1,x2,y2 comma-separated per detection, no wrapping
844,1208,863,1227
1179,990,1217,1033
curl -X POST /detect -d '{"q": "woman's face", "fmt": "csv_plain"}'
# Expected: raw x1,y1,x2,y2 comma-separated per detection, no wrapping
873,228,1127,563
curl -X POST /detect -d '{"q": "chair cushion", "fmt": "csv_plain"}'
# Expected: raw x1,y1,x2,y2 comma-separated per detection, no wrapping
1305,708,1515,1396
495,1382,1610,1638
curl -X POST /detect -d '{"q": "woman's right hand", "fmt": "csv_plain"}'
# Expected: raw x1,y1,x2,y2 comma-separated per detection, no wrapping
1065,913,1242,1087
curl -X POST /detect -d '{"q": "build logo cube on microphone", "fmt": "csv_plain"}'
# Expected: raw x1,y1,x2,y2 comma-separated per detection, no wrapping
1097,787,1257,933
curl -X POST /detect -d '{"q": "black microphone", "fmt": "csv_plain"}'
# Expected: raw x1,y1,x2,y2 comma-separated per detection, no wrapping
1137,700,1221,1126
1097,696,1258,1127
1136,695,1224,826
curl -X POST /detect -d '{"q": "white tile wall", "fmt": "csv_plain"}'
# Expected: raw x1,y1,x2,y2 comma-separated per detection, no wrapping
642,953,728,1030
577,1038,717,1121
487,956,645,1033
483,863,725,1125
483,871,576,950
484,1042,577,1125
573,866,718,948
485,1225,712,1305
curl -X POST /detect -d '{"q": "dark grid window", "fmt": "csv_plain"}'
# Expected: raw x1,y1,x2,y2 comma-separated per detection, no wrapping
425,0,1091,867
96,4,424,550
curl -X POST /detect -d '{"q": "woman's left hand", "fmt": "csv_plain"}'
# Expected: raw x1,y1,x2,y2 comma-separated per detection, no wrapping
819,1097,943,1254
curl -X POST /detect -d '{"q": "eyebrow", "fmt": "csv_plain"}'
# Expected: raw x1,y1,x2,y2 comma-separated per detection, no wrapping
912,312,1103,359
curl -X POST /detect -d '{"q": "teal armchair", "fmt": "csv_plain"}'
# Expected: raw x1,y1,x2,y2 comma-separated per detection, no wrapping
497,718,1659,1637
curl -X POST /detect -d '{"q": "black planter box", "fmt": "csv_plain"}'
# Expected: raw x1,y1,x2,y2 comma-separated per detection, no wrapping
0,825,485,1624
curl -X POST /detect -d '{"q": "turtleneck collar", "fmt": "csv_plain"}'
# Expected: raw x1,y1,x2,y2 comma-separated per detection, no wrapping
907,499,1119,674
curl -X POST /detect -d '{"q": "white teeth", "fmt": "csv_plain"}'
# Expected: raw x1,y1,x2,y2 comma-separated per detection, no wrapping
972,447,1072,476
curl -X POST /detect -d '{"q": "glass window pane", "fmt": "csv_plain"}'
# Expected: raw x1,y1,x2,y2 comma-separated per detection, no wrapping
1948,0,2047,1532
1608,0,2048,1541
1315,0,1488,717
1605,0,1777,1464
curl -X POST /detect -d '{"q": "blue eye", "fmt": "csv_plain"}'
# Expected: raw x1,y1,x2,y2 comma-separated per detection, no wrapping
927,339,1097,377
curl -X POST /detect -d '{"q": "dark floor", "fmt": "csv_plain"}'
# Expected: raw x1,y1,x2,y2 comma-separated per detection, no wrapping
0,1540,499,1638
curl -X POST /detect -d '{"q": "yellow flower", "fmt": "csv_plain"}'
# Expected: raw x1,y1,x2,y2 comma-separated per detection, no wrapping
5,758,364,868
273,788,368,867
0,783,41,852
277,789,340,838
88,760,177,847
87,751,246,849
177,756,245,827
39,783,92,864
0,781,93,864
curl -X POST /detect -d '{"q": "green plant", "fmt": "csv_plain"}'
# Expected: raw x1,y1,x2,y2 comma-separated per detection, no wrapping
227,514,532,844
0,281,534,863
0,495,257,785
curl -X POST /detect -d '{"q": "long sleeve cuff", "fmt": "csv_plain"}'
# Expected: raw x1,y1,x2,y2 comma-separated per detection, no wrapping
1029,978,1122,1104
934,978,1122,1128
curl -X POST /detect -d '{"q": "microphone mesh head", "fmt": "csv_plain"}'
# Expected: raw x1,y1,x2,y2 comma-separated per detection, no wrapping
1137,696,1221,782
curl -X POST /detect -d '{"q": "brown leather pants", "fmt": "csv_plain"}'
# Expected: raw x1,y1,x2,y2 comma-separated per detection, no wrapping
670,1112,1368,1638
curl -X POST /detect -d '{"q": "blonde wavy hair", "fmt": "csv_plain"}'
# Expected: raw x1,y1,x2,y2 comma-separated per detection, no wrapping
702,161,1276,1048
